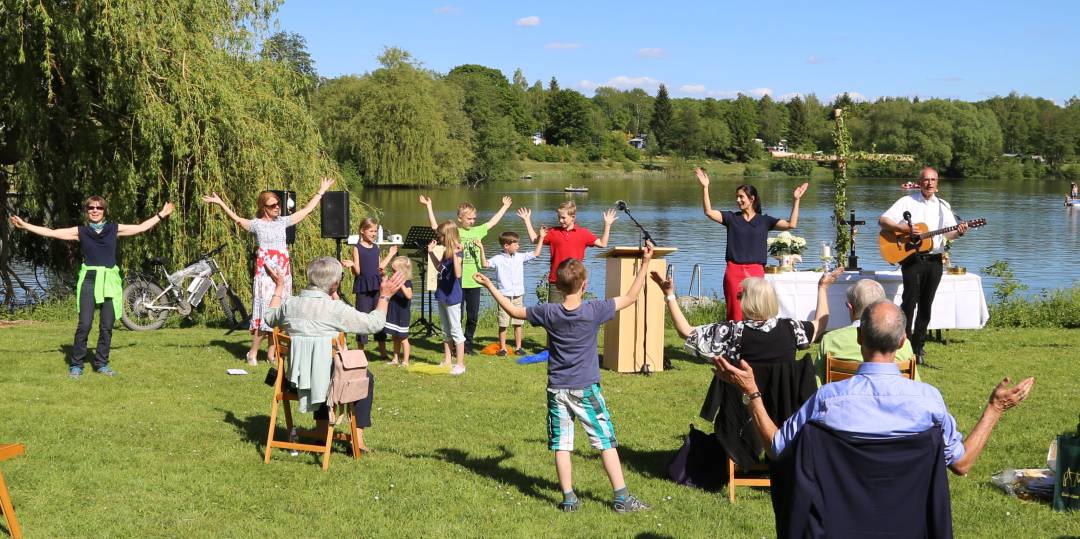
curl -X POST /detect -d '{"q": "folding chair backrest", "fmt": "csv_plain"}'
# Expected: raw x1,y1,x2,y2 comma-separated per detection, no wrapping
826,353,917,383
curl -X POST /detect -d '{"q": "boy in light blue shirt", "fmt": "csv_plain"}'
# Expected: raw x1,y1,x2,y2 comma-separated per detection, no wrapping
478,231,541,355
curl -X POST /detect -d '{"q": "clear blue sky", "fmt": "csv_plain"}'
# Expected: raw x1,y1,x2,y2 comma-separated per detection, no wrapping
273,0,1079,103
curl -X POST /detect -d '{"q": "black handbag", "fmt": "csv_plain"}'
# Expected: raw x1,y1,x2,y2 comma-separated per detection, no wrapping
667,424,727,491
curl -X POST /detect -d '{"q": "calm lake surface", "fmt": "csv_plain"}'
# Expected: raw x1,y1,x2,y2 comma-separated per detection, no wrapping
362,175,1080,307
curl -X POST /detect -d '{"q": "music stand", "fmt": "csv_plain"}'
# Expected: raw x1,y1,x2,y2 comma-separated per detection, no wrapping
404,226,440,337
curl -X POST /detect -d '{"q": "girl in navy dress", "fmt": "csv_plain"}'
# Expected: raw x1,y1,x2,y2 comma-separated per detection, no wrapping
345,217,397,356
383,256,413,367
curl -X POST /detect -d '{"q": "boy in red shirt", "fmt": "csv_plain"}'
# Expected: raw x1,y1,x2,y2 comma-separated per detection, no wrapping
518,201,616,303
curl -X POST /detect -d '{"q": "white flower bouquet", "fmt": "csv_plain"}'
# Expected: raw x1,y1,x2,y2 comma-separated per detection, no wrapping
767,231,807,257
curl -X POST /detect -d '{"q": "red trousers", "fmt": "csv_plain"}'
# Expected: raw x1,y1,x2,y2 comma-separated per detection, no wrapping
723,261,765,321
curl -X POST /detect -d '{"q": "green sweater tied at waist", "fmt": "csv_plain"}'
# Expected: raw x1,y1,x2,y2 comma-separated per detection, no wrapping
77,264,124,318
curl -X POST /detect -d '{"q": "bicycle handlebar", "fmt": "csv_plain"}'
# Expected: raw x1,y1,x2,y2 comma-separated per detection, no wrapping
202,244,227,259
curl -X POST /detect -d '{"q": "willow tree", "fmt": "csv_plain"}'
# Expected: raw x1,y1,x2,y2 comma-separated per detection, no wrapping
0,0,338,305
312,48,472,186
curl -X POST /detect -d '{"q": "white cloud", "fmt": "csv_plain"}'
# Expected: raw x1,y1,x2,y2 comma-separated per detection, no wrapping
516,16,541,27
748,87,773,98
602,75,662,91
807,55,824,65
579,80,598,90
680,84,706,94
545,42,582,50
433,5,460,14
777,92,803,102
636,47,665,59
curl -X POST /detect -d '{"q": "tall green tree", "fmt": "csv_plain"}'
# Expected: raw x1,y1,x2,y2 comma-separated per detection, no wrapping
670,103,704,157
1,0,335,302
649,84,674,154
728,94,760,161
757,94,788,145
545,89,596,146
260,31,318,97
446,65,520,182
312,48,472,187
786,96,812,150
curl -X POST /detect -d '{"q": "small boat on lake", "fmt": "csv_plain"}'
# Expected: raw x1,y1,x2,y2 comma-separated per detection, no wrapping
901,181,919,190
564,185,589,193
1066,198,1080,207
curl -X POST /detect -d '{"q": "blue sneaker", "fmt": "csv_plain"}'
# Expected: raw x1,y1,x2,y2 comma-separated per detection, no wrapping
613,494,650,513
95,365,116,377
68,365,83,379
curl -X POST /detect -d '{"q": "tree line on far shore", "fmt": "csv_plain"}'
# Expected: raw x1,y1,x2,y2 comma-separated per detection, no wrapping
305,43,1080,186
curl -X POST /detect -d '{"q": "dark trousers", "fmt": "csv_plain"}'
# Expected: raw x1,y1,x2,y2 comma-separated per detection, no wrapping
900,255,943,355
462,287,481,345
354,290,386,347
72,270,115,369
314,371,374,428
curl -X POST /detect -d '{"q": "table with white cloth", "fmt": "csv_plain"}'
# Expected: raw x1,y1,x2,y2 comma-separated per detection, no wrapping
764,270,990,331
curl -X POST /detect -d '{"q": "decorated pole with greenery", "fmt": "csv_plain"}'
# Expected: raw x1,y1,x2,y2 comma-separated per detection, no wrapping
832,108,853,262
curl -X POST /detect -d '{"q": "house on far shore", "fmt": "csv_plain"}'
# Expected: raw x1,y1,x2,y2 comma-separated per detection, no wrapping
532,132,545,145
628,135,647,150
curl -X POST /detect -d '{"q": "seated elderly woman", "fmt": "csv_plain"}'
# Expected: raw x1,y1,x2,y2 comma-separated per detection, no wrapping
264,256,405,450
651,268,842,469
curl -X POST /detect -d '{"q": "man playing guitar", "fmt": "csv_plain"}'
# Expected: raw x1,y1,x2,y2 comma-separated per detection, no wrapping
879,167,969,364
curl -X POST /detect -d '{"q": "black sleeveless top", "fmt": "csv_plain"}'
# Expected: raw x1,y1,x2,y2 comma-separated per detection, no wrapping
78,223,119,267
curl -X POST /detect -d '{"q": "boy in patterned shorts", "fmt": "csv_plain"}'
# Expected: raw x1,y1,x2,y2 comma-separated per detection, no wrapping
473,243,654,513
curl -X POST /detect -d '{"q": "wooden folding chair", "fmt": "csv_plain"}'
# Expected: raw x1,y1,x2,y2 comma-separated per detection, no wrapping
728,457,770,504
826,353,917,383
264,329,362,470
0,443,25,539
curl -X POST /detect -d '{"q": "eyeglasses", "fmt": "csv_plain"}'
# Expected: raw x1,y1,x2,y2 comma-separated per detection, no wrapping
86,205,104,211
264,202,280,209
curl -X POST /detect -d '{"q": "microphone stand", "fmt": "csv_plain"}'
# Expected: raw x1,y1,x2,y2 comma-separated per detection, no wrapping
618,204,654,375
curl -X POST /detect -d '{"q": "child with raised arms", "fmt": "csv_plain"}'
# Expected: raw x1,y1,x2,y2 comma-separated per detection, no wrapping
475,231,542,355
517,201,616,304
343,217,397,357
473,242,655,513
419,194,513,355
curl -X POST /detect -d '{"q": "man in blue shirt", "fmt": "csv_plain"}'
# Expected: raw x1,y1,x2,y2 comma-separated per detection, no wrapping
715,300,1034,475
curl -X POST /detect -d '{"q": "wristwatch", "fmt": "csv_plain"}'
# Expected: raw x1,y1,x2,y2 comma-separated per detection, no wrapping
741,391,762,406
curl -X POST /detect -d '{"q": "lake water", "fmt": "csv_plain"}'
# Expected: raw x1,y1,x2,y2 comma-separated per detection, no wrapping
362,175,1080,307
8,174,1078,310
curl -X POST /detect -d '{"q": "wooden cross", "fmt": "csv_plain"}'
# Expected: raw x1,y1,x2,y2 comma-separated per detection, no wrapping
770,108,915,265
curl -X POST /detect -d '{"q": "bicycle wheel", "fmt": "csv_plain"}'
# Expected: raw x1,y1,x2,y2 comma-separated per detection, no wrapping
121,279,170,331
218,285,249,330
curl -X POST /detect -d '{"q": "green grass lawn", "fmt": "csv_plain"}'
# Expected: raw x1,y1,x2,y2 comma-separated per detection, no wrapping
1,320,1078,537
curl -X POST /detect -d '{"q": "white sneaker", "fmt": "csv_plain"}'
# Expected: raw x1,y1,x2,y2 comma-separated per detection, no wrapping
288,428,299,456
450,364,466,376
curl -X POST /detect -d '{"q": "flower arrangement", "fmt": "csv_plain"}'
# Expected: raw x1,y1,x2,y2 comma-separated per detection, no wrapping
767,231,807,256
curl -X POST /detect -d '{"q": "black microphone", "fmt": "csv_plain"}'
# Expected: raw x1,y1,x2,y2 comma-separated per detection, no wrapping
615,200,628,211
902,211,911,221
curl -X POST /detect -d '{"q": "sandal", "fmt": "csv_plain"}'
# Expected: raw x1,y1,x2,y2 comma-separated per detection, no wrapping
245,352,258,367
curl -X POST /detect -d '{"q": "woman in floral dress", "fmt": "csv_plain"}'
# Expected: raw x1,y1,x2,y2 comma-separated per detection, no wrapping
203,177,335,365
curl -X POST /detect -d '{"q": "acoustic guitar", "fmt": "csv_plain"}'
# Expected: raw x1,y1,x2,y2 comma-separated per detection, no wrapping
878,218,987,264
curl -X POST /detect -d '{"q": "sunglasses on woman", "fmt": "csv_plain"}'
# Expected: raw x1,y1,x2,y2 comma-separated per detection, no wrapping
264,202,280,209
86,205,104,211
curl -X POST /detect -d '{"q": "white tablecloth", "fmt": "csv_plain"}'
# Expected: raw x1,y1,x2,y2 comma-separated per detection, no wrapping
765,270,989,331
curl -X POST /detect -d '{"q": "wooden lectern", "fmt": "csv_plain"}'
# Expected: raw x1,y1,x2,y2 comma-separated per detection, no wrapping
601,246,677,373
